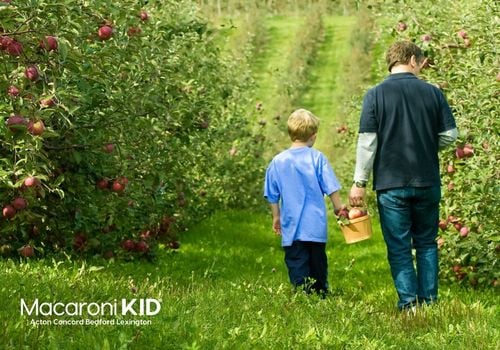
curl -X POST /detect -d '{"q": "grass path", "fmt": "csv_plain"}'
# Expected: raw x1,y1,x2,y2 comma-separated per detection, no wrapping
299,16,356,163
251,16,304,116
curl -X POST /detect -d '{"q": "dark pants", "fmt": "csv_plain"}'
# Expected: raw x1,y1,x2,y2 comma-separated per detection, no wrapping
377,186,441,310
283,240,328,294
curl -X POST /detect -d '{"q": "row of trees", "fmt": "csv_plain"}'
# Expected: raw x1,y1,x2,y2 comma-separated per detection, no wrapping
0,0,265,259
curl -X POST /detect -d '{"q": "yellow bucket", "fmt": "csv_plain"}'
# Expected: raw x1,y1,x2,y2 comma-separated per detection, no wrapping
339,215,372,244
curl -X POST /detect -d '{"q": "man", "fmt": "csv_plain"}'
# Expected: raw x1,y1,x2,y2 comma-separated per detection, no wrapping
349,41,458,310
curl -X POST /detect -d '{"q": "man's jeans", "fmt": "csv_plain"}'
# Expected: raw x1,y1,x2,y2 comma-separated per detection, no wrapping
377,186,441,309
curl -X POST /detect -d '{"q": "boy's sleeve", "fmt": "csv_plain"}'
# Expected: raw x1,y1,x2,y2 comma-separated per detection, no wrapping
264,162,280,204
318,154,341,195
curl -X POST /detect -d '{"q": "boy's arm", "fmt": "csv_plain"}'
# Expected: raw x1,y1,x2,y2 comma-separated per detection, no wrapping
270,203,281,235
328,191,346,214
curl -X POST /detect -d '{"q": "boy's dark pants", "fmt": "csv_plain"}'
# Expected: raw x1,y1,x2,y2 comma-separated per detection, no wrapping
284,240,328,293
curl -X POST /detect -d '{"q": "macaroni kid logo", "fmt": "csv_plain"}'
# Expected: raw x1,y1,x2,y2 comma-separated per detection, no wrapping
21,298,161,327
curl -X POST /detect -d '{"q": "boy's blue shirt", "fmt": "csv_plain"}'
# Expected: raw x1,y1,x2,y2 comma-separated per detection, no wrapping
264,146,341,247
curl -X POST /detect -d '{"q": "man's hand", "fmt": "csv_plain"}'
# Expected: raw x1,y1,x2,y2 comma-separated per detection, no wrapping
272,216,281,235
349,184,366,207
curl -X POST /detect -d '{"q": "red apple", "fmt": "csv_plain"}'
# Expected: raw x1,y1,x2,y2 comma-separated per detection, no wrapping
139,10,149,21
6,114,27,131
24,65,39,81
337,208,349,219
452,264,461,273
112,180,125,192
96,179,109,190
28,120,45,136
19,245,34,258
463,143,474,157
0,35,13,50
459,226,469,237
447,215,459,223
2,205,16,219
438,219,448,230
446,164,455,174
6,40,22,56
98,25,113,40
11,197,27,210
39,35,58,51
348,207,365,220
121,239,135,251
24,176,39,187
455,147,465,159
118,176,129,185
454,222,462,231
103,143,115,153
40,97,55,108
7,85,20,97
135,240,149,253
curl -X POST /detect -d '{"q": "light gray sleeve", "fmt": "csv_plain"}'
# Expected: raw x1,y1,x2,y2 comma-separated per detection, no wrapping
438,128,458,149
353,132,377,183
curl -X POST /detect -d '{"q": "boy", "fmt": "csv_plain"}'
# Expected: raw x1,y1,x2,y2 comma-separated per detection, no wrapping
264,108,344,294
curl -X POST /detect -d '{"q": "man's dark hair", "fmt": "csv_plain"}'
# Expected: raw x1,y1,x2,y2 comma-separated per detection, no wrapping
386,41,425,72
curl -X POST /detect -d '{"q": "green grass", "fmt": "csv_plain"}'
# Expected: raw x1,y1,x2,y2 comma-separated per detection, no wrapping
1,210,498,349
299,16,356,161
252,15,305,112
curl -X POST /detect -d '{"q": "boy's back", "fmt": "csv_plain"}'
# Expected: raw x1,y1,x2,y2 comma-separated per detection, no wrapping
264,146,340,246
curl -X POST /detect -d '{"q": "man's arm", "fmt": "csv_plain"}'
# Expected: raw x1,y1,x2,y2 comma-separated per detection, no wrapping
438,128,458,149
350,132,377,206
353,132,377,183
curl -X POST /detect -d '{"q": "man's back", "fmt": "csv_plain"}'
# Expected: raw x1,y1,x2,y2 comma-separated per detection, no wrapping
359,72,456,190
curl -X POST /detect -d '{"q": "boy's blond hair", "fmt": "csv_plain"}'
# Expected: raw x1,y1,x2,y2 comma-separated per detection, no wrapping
287,109,320,142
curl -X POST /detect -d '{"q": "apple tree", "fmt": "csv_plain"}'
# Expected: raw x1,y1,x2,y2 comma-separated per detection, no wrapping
0,0,266,259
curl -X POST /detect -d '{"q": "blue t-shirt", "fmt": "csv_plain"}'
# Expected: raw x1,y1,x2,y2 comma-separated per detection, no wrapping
263,147,341,247
359,72,456,190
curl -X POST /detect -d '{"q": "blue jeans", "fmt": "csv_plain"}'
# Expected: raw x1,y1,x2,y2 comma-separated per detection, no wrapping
377,186,441,309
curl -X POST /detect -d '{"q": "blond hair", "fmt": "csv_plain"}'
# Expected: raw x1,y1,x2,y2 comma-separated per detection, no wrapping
386,41,424,72
287,109,319,142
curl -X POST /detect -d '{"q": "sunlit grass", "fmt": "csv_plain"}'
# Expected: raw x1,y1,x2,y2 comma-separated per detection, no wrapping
1,210,497,349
